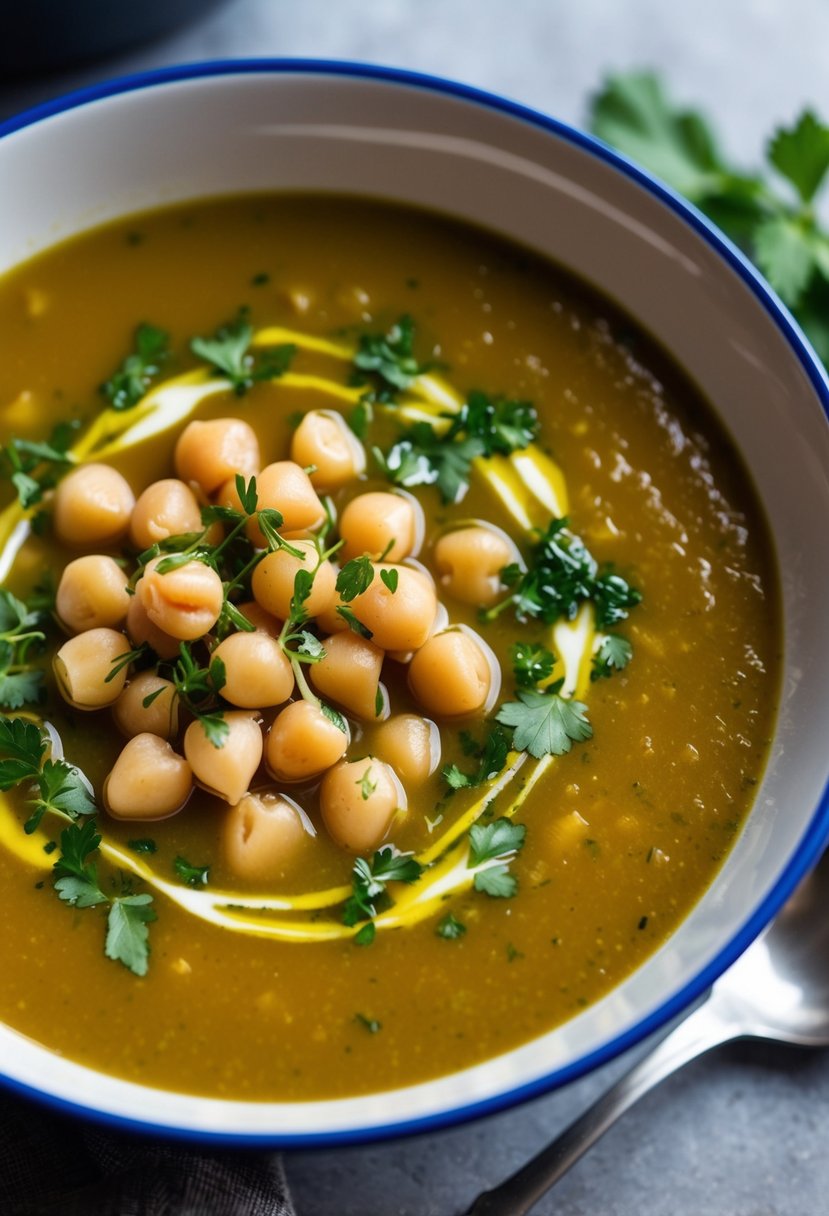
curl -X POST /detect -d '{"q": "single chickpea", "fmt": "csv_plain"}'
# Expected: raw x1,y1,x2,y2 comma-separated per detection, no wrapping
265,700,348,782
290,410,366,491
223,792,314,881
408,628,495,717
339,491,420,562
251,540,336,621
184,712,263,805
56,555,130,633
53,463,135,548
320,758,404,854
374,714,441,782
104,733,192,821
137,555,223,641
174,417,260,495
113,671,179,740
53,628,131,710
237,600,281,636
347,564,436,651
246,461,325,545
211,631,294,708
433,524,518,607
310,632,384,720
126,592,181,661
129,479,203,550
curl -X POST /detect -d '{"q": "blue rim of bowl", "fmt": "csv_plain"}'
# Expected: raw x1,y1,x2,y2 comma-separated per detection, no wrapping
1,58,828,1149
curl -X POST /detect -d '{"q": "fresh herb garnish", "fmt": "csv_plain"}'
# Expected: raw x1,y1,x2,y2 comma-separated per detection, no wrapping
0,428,75,509
436,912,467,940
486,517,641,629
167,644,228,747
378,423,484,505
468,818,526,899
102,323,170,411
128,838,157,854
590,73,829,361
173,855,210,887
456,391,538,456
592,634,634,681
380,568,399,594
342,846,424,934
0,717,96,834
353,314,422,398
105,893,156,977
0,589,47,709
355,1013,382,1033
336,605,374,640
190,314,295,395
442,724,510,791
336,555,375,602
510,641,556,689
358,766,377,801
496,680,593,759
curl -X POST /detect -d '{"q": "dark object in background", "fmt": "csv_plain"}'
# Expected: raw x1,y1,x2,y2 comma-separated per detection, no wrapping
0,0,227,77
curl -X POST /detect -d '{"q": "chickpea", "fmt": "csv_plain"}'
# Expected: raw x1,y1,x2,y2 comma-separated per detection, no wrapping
290,410,366,490
211,631,294,708
246,461,325,545
320,758,404,853
347,564,437,652
408,628,495,717
339,491,420,562
223,792,314,881
174,417,260,495
129,479,202,550
374,714,441,782
104,733,192,821
113,671,179,740
251,540,336,621
433,525,517,607
265,700,348,782
126,593,181,660
56,555,130,633
184,712,263,805
137,555,223,641
237,600,281,636
53,463,135,547
53,627,131,710
310,631,384,719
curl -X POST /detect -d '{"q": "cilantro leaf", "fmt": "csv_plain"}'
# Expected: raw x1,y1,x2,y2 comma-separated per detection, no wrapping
496,683,593,759
102,323,169,411
592,634,634,681
468,818,526,866
768,111,829,204
336,556,375,602
474,866,518,898
105,894,156,976
353,315,422,395
173,855,210,887
436,912,467,940
511,642,556,688
442,725,509,790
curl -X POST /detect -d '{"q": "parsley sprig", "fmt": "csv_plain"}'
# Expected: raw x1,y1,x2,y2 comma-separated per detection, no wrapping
497,680,593,760
443,725,510,791
342,846,424,944
590,72,829,360
101,323,170,411
0,589,48,709
190,314,295,395
0,425,75,509
468,818,526,898
352,315,423,399
0,717,95,834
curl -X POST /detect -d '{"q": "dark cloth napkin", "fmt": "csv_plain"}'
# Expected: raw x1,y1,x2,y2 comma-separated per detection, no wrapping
0,1093,295,1216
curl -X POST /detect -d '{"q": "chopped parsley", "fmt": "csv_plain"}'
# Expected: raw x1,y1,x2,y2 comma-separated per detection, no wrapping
496,681,592,760
190,313,295,395
342,846,424,936
0,426,75,509
468,817,526,899
173,855,210,887
101,323,170,411
0,589,47,709
353,314,422,398
442,725,510,791
592,634,634,681
510,641,556,689
436,912,467,940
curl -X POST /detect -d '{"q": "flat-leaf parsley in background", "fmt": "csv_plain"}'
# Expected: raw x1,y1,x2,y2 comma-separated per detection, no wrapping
589,72,829,361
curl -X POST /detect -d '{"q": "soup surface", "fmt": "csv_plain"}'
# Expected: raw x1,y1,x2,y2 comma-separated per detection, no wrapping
0,196,779,1100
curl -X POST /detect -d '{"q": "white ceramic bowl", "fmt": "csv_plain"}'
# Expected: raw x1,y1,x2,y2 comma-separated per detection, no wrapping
1,61,828,1146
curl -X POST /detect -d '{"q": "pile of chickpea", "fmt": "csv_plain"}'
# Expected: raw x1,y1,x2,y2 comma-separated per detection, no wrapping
49,409,517,880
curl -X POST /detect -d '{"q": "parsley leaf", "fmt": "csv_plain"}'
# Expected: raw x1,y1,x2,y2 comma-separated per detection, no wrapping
468,819,527,866
0,429,75,509
0,717,45,789
474,866,518,898
511,642,556,688
442,725,510,790
355,1013,382,1033
353,315,422,396
436,912,467,940
336,605,374,639
105,894,156,977
768,110,829,205
380,423,485,504
342,845,423,931
102,323,170,411
458,391,538,456
191,314,295,395
496,682,593,759
53,819,107,907
592,634,634,681
174,855,210,887
128,838,157,854
336,556,375,602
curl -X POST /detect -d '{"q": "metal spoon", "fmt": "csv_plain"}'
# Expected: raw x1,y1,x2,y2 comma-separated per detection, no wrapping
466,850,829,1216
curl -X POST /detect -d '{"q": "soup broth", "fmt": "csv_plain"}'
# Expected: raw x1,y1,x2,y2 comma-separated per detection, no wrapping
0,196,779,1099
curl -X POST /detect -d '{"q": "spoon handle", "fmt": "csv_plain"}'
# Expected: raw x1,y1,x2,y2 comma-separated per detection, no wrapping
464,998,735,1216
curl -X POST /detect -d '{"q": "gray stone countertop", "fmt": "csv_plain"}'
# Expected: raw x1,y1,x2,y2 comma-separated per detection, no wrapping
2,3,828,1213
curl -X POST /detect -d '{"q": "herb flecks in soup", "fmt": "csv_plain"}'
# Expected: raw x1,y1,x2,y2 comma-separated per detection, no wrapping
0,197,779,1099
